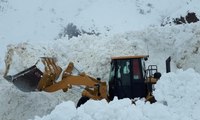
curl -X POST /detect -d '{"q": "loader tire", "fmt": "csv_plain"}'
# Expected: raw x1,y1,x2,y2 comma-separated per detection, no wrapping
76,96,90,108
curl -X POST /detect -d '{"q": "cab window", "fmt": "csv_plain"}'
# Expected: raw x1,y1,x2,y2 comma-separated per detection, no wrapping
132,59,142,80
116,59,131,85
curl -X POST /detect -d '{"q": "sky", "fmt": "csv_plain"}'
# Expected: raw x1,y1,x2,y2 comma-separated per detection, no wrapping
0,0,200,120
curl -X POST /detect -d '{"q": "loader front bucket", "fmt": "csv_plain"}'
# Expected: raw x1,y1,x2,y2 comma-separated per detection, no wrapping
4,65,43,92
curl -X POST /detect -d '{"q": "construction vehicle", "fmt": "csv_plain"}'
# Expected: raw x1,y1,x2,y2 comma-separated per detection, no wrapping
4,55,169,107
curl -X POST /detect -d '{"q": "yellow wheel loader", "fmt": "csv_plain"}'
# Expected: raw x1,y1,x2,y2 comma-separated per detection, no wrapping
3,55,170,107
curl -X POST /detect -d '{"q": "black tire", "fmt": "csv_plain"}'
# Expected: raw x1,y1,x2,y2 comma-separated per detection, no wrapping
76,96,90,108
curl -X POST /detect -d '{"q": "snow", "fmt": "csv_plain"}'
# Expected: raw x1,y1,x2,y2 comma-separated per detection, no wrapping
32,69,200,120
1,0,200,120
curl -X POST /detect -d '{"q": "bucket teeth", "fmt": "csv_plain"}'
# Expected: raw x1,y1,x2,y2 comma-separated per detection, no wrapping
4,65,43,92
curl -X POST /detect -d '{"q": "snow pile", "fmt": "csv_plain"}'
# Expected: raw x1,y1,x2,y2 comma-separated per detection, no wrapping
0,77,81,120
32,69,200,120
1,0,200,73
1,22,200,120
3,22,200,77
32,99,171,120
155,69,200,119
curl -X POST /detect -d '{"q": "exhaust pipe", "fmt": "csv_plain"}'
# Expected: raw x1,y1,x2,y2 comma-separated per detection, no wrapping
166,56,171,73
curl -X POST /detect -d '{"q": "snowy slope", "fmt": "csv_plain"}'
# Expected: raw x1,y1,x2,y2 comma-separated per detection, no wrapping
1,0,200,43
1,0,200,120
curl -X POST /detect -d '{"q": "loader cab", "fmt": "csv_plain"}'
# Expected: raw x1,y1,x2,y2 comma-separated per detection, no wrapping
108,55,150,100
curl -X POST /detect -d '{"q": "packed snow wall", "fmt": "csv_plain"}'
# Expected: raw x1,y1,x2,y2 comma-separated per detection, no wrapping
1,22,200,120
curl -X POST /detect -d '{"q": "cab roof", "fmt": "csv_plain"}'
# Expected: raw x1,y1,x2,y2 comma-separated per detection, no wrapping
111,55,149,60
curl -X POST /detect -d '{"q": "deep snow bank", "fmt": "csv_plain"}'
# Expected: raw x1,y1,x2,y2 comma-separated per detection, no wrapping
33,99,172,120
2,22,200,77
32,69,200,120
1,22,200,120
155,69,200,119
0,77,81,120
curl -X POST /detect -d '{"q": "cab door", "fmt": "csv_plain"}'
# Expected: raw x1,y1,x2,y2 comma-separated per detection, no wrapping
131,58,147,98
108,58,147,100
109,59,132,99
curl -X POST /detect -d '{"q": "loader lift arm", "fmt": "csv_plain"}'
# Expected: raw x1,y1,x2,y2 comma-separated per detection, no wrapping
37,58,108,101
